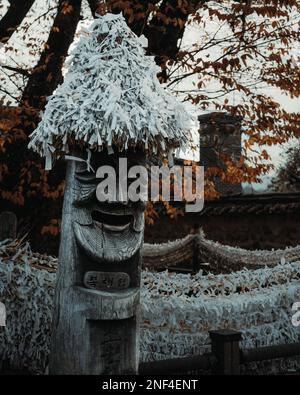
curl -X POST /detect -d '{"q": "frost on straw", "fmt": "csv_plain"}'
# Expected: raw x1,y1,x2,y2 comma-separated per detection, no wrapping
28,13,192,169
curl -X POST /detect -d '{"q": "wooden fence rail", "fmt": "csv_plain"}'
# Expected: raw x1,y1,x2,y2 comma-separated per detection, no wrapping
241,342,300,364
139,330,300,375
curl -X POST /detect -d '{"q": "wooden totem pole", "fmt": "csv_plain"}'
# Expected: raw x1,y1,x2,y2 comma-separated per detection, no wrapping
49,149,145,374
28,13,191,375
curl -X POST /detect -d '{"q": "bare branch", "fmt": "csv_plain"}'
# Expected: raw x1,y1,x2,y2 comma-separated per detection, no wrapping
0,0,35,44
0,64,30,77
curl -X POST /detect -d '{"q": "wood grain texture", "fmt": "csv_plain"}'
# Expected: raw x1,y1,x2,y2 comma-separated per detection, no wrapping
49,154,143,375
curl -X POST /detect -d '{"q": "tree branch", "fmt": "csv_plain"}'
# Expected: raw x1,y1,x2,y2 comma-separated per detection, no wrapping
0,64,30,77
21,0,82,112
0,0,35,44
103,0,204,81
0,86,20,102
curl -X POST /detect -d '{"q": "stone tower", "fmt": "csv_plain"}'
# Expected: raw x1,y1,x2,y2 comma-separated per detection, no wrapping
199,112,242,196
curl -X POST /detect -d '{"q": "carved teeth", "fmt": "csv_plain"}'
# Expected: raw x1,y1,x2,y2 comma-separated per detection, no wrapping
91,209,133,232
96,206,132,216
92,220,131,232
103,223,131,232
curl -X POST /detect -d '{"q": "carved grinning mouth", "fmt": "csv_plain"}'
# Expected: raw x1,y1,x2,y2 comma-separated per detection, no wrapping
91,210,133,231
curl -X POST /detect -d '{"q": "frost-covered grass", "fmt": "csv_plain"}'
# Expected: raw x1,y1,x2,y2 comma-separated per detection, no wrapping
0,239,299,374
141,267,300,361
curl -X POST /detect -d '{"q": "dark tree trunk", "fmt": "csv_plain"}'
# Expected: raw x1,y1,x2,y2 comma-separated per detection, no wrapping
0,0,35,44
88,1,159,37
88,0,187,58
87,0,101,17
146,0,190,59
21,0,82,111
0,1,83,254
100,0,201,81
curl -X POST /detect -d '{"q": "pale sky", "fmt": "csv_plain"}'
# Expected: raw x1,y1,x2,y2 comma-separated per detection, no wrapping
178,14,300,190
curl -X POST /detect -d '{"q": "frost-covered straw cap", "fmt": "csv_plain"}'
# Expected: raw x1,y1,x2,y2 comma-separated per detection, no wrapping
28,13,192,170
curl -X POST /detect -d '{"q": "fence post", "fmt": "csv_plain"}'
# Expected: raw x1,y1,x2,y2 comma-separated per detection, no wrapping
0,211,17,240
209,329,242,375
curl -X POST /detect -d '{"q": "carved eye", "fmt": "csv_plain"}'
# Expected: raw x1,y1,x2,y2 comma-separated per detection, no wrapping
74,185,97,206
75,171,98,205
75,170,97,184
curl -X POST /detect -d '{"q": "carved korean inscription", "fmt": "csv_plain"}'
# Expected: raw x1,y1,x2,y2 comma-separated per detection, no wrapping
84,271,130,290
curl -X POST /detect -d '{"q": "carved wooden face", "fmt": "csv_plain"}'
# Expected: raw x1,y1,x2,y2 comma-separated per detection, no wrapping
72,150,145,263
